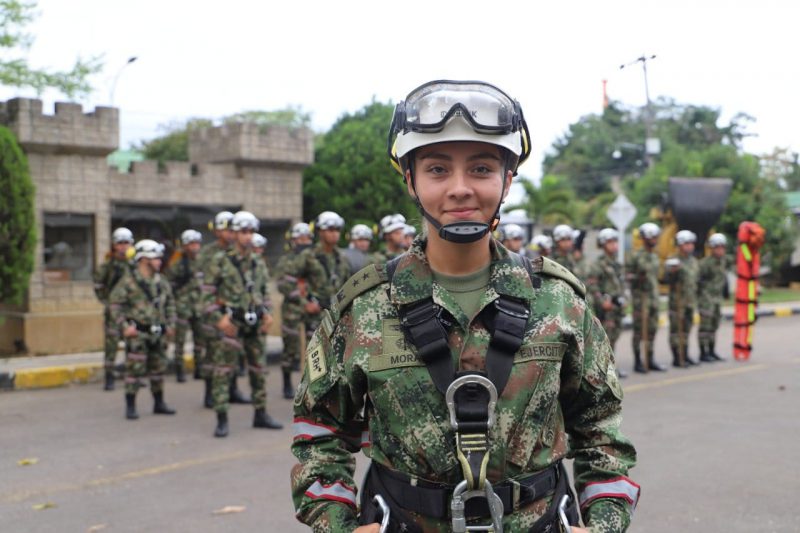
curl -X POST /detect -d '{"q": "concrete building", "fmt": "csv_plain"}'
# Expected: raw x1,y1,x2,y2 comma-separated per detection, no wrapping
0,98,313,355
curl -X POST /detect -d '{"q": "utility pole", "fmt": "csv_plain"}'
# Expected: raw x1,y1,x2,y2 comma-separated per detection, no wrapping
620,54,659,168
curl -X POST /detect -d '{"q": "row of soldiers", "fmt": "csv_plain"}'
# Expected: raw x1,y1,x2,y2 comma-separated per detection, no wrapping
496,222,731,376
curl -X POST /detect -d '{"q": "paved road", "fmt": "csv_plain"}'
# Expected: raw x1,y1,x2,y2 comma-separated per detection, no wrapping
1,316,797,532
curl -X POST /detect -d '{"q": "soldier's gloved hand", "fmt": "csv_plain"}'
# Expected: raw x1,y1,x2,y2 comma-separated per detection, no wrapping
304,301,321,315
353,525,380,533
260,314,274,333
123,324,138,338
216,314,238,337
601,298,614,311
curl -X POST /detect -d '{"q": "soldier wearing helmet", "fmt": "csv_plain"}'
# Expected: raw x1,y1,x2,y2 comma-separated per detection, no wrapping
665,230,700,368
93,227,135,391
343,223,376,277
497,223,525,253
376,213,409,262
201,211,282,437
403,224,417,250
586,228,628,379
551,223,577,271
109,239,177,420
164,229,203,383
291,80,638,533
529,233,553,259
697,233,730,362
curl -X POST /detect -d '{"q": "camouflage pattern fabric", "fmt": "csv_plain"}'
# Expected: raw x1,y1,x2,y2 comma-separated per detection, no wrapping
194,241,228,379
165,253,203,368
626,248,660,352
697,255,730,350
276,247,313,372
586,254,626,348
665,254,698,354
551,249,576,273
372,248,403,265
573,255,589,281
108,268,176,395
290,238,638,532
201,249,270,413
93,256,132,370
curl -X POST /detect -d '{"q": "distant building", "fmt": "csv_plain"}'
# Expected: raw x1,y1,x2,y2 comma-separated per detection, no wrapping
0,98,313,355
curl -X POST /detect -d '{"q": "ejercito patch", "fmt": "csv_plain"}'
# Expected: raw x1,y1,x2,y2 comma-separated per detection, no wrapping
308,347,327,383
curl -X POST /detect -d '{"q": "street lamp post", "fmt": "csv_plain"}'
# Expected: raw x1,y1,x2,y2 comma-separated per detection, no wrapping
109,56,138,106
620,54,659,168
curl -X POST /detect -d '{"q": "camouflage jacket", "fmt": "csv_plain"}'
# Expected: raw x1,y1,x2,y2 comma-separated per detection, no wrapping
586,253,626,316
573,255,590,280
194,241,227,315
164,252,199,306
254,254,273,314
93,256,132,305
108,268,176,335
291,238,638,532
626,248,660,301
665,254,698,309
201,248,271,326
276,246,312,323
290,244,351,309
697,255,730,305
551,249,576,273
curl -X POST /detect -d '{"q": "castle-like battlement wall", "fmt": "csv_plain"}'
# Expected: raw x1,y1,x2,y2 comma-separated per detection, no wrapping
0,98,118,156
188,122,313,167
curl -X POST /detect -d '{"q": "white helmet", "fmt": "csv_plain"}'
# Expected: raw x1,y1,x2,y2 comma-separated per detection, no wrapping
404,224,417,237
532,234,553,250
639,222,661,240
316,211,345,231
112,227,134,244
291,222,312,239
665,257,682,268
380,213,407,236
232,211,260,232
708,233,727,248
499,223,525,241
252,233,267,248
181,229,202,245
350,224,373,241
214,211,234,230
134,239,164,261
597,228,620,245
552,224,574,242
676,230,697,245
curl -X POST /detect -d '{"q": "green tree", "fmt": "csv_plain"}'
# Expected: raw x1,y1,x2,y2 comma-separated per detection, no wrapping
303,99,417,231
0,125,36,304
0,1,101,98
505,174,580,226
224,106,311,131
136,118,213,166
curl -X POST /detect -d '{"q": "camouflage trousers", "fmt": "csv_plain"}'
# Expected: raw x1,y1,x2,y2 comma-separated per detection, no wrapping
208,327,267,413
631,296,659,353
697,301,721,350
669,306,694,353
280,316,313,371
598,309,623,350
123,334,167,395
195,322,219,380
174,312,204,368
103,307,121,370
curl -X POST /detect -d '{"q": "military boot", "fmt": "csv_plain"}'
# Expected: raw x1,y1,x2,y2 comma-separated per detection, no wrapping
175,358,186,383
253,408,283,429
633,348,647,374
125,393,139,420
648,349,667,371
229,375,251,404
709,340,726,362
671,346,688,368
214,412,229,438
153,391,176,415
282,368,295,400
204,378,213,409
193,364,201,380
104,369,115,391
684,350,699,366
699,343,715,363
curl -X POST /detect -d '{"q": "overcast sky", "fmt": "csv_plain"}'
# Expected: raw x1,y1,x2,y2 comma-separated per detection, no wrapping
3,0,798,205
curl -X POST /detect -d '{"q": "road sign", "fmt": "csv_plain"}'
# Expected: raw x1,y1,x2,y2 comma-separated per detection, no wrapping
607,194,637,264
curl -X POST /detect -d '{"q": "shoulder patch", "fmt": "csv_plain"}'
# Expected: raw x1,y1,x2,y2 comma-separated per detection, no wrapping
535,256,586,298
330,263,388,322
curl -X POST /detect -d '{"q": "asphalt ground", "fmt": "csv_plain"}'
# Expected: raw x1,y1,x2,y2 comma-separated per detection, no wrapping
1,316,798,532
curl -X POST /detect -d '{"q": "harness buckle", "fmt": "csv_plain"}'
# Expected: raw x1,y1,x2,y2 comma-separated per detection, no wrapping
243,311,258,326
451,479,504,533
445,374,498,431
149,324,163,336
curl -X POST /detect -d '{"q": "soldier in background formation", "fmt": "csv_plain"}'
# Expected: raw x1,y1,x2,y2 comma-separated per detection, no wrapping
551,223,576,271
586,228,628,378
664,230,700,368
164,229,203,383
93,227,134,391
572,228,589,279
529,233,553,259
342,223,375,276
376,213,408,261
109,239,176,420
497,223,525,253
697,233,729,362
402,224,416,249
626,222,667,373
201,211,281,437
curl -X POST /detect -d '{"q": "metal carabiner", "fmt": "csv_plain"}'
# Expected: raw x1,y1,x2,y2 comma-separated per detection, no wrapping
244,311,258,326
445,374,498,431
450,479,504,533
149,324,163,336
558,494,572,533
373,494,390,533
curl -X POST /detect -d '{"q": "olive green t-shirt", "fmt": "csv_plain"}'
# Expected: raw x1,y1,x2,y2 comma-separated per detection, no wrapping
432,264,491,320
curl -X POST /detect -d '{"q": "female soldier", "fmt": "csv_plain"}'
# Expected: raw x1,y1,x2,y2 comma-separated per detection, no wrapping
291,80,639,532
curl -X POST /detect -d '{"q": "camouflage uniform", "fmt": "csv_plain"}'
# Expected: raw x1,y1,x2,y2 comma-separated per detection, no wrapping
202,248,271,413
290,243,351,335
108,268,176,395
194,241,228,379
586,253,626,349
164,252,202,378
697,255,729,354
551,249,576,272
372,248,404,264
626,248,660,367
665,254,699,364
93,255,132,373
291,239,639,532
276,246,314,373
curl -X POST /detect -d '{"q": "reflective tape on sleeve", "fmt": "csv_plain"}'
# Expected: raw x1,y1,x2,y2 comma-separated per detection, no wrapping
292,418,336,441
305,480,357,506
360,430,371,448
579,476,641,511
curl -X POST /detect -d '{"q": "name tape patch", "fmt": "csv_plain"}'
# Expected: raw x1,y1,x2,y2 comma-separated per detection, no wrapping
308,347,327,382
